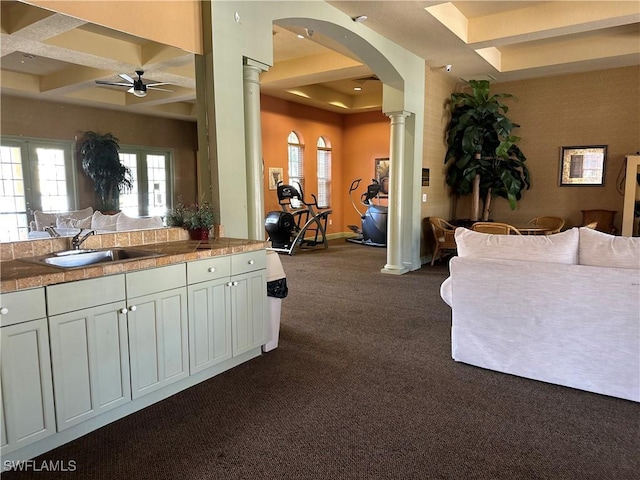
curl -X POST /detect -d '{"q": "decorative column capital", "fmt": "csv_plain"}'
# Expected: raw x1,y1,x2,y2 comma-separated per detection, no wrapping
243,57,270,72
385,110,412,119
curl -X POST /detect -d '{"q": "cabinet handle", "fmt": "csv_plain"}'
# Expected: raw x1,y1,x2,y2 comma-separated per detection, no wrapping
226,282,233,287
0,307,8,315
119,308,128,314
232,281,238,286
128,305,137,312
248,259,255,265
208,267,216,273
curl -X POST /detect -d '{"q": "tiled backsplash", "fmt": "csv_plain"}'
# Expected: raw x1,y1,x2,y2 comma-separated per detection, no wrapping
0,227,195,261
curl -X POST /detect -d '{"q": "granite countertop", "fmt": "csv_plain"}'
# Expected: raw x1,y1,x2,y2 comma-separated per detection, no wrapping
1,237,268,293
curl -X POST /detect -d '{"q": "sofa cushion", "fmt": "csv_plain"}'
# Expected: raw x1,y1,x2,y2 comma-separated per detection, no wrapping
116,213,163,231
579,227,640,269
56,214,92,229
91,211,120,231
33,207,93,231
455,227,579,265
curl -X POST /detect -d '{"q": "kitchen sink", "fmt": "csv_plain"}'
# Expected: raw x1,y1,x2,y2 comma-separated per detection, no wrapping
21,248,162,269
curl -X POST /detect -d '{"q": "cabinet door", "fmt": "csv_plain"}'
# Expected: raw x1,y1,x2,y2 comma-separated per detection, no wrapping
188,278,232,374
128,287,189,399
230,269,267,356
49,302,130,431
0,318,56,454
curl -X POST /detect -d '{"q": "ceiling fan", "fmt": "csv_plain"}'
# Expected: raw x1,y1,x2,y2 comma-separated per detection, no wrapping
95,70,172,97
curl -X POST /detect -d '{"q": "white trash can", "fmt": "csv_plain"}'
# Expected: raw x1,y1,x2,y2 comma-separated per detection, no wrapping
263,250,287,352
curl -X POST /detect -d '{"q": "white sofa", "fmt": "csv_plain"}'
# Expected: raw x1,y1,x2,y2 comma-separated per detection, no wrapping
440,227,640,402
29,209,164,239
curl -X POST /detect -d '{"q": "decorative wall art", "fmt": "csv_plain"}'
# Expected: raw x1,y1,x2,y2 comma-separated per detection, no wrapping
375,158,390,196
559,145,607,186
268,167,283,190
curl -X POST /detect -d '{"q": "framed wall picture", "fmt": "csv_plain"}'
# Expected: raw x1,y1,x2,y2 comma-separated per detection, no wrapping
375,158,390,196
559,145,607,186
268,167,283,190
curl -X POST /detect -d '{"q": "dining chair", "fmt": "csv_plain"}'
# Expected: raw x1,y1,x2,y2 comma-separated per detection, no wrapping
428,217,458,266
581,209,616,234
526,216,565,234
472,222,522,235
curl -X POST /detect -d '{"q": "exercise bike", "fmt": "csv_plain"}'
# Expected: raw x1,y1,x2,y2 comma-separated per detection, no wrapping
346,178,388,247
265,182,332,255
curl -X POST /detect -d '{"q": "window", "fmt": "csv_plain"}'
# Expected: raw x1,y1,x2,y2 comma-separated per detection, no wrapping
316,136,331,208
0,137,75,241
287,131,304,194
118,147,173,217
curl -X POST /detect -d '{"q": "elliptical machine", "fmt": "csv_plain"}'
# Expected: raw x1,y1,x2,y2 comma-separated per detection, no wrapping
265,182,332,255
346,178,388,247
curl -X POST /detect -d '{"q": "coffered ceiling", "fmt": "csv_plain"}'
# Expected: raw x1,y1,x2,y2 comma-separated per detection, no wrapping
1,1,638,121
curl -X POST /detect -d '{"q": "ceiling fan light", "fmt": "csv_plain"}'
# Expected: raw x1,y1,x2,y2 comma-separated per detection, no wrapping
132,89,147,98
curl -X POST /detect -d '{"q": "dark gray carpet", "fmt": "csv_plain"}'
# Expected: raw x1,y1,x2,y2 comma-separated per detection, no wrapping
3,240,638,479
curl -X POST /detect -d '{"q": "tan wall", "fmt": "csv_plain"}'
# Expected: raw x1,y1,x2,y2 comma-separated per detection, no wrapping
1,95,198,209
455,66,640,232
29,0,202,54
422,68,459,256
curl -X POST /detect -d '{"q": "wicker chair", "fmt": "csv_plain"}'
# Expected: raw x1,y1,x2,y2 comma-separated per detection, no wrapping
526,216,565,234
472,222,522,235
428,217,458,266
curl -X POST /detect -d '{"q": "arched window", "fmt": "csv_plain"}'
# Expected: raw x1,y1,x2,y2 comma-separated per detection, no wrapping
287,131,304,194
316,136,331,208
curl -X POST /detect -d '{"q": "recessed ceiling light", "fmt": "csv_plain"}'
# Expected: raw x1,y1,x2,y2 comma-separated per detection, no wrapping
353,86,362,91
297,34,305,39
353,15,368,23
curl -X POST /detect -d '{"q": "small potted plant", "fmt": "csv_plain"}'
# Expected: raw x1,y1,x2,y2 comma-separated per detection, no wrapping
166,199,216,240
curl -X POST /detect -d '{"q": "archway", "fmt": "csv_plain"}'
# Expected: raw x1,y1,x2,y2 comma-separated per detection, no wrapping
205,1,425,273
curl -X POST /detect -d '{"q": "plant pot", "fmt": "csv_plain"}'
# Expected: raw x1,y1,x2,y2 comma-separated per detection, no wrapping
188,227,210,241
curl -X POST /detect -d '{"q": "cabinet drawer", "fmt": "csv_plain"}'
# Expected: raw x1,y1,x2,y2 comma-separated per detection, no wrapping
47,276,125,316
187,256,231,284
231,250,266,276
126,264,186,298
0,288,46,327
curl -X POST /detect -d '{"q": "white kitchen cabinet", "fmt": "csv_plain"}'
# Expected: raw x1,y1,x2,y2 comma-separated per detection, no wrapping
188,276,232,373
47,276,130,431
126,264,189,399
187,251,267,371
1,289,56,454
230,269,267,356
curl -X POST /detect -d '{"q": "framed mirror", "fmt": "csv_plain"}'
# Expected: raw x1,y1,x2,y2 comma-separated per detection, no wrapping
559,145,607,186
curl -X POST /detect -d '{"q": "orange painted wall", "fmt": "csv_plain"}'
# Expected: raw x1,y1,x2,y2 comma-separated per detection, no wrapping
342,112,391,229
260,95,390,236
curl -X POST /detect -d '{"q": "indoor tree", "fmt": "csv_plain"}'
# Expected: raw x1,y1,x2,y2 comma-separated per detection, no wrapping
78,131,133,212
444,80,530,222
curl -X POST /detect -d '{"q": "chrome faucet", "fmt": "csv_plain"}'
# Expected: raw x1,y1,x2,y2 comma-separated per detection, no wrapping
44,226,61,238
71,229,96,250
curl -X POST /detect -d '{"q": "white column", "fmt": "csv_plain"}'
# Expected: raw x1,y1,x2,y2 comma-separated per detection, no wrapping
243,58,269,240
381,111,411,275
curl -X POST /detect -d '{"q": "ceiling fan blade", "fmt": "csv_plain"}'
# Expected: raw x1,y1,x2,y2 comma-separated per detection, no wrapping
96,81,132,87
147,86,174,92
119,73,134,83
146,82,171,87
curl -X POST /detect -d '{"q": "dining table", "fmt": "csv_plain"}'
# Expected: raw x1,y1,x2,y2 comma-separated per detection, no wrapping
513,224,550,235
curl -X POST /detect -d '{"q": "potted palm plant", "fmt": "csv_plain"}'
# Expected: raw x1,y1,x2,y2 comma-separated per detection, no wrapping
78,131,133,212
444,80,530,222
